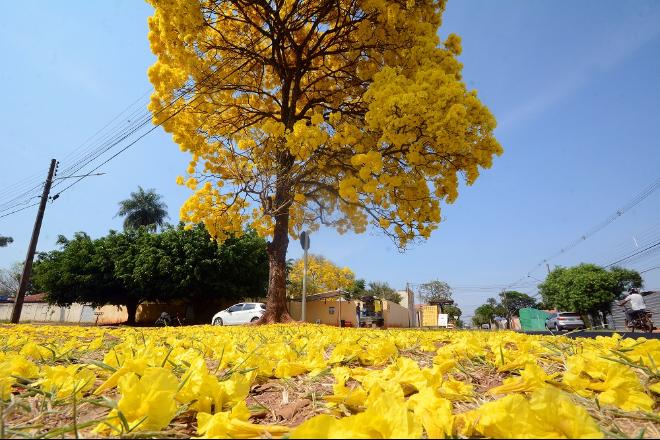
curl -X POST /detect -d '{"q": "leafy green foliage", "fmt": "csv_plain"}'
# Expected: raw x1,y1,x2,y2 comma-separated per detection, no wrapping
116,186,169,231
609,266,643,298
500,291,538,318
366,281,402,304
442,304,462,320
472,303,497,327
345,278,367,301
538,264,639,315
32,225,268,324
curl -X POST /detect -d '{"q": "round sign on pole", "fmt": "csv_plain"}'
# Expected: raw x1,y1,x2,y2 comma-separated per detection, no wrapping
300,231,310,250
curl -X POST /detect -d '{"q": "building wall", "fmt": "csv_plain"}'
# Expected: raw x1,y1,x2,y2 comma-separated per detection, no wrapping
288,298,411,328
382,300,411,328
0,302,192,325
288,299,358,326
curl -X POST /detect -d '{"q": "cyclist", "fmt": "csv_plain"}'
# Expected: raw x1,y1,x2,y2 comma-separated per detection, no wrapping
619,288,646,324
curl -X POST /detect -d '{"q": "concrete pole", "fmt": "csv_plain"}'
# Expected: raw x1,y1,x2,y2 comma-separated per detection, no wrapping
301,247,307,322
11,159,57,323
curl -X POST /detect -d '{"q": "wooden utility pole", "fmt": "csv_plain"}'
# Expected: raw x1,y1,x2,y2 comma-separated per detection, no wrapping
11,159,57,323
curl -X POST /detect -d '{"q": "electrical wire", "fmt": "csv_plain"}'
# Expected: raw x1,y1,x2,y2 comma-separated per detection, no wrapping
604,239,660,268
0,39,269,222
0,202,41,219
51,42,269,200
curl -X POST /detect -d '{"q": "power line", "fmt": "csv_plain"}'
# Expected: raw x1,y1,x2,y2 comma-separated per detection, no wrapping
48,40,270,204
0,45,267,223
0,202,41,219
529,176,660,274
604,239,660,268
504,176,660,290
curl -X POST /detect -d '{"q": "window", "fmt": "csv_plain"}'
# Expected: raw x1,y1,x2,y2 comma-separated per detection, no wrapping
243,304,256,310
329,306,335,315
228,304,244,312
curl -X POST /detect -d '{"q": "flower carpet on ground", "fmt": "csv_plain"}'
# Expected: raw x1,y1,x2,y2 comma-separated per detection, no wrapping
0,324,658,438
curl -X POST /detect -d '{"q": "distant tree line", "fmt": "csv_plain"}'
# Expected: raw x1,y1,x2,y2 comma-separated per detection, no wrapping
471,264,643,328
31,185,267,325
32,225,268,325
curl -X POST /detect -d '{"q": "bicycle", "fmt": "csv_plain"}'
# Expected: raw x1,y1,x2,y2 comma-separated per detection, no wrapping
155,312,185,327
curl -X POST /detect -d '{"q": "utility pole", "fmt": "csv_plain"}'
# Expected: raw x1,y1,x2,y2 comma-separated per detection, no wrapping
299,231,310,323
11,159,57,324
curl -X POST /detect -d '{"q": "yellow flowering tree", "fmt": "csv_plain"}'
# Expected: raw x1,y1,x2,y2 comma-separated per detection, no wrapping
288,254,355,297
147,0,502,322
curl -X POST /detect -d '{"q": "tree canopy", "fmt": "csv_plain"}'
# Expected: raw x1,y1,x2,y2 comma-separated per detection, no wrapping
116,186,169,232
538,264,639,315
365,281,402,304
0,236,13,247
472,303,497,328
419,280,453,304
0,262,23,296
499,290,538,326
147,0,502,322
32,225,268,325
287,254,355,297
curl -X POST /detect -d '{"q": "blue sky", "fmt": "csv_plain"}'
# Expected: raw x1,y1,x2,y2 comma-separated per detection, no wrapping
1,0,659,319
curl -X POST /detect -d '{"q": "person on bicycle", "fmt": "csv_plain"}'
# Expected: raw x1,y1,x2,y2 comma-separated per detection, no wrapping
619,288,646,323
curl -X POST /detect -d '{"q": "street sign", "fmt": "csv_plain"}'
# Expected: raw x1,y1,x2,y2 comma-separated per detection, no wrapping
300,231,310,250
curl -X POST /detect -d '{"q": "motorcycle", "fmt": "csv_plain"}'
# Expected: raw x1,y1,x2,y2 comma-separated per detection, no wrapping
624,307,654,333
154,312,185,327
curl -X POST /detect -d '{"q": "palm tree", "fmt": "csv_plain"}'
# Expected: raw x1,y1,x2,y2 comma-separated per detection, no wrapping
116,186,169,231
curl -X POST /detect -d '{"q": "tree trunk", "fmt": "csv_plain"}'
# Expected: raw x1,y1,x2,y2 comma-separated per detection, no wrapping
256,208,293,324
125,301,139,326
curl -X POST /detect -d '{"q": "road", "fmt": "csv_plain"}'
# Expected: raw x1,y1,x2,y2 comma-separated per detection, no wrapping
523,330,659,339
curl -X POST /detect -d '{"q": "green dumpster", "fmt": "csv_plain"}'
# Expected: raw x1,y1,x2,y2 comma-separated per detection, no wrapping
519,308,551,331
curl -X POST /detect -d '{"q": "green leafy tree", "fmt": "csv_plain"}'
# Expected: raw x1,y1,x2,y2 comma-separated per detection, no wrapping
442,304,462,325
345,278,368,301
33,226,268,325
499,290,538,328
366,281,402,304
538,264,634,316
33,230,160,325
156,225,269,320
0,236,13,247
472,303,496,328
116,186,169,232
609,266,643,298
419,280,452,304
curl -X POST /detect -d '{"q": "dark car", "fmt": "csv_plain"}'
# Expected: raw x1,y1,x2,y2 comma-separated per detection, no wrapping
545,312,585,331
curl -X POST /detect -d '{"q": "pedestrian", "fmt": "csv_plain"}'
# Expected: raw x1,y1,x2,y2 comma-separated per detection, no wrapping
356,303,361,328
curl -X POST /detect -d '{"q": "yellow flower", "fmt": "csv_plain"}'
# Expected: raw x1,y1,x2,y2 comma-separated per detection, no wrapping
439,377,474,401
293,386,421,438
94,357,149,395
195,402,289,439
489,362,558,395
114,367,179,432
407,388,453,438
457,388,603,439
37,365,96,400
563,354,654,412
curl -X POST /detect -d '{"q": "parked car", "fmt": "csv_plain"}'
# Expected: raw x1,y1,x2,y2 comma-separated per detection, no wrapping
212,302,266,325
545,312,585,331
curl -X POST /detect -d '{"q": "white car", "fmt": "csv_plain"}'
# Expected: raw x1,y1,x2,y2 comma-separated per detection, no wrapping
212,302,266,325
